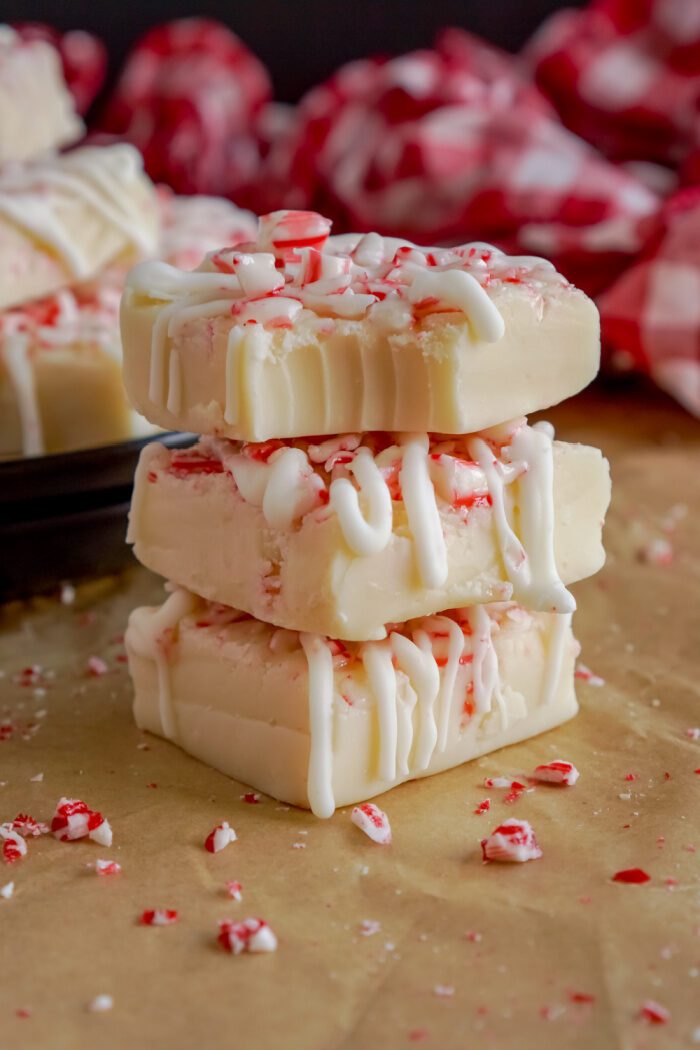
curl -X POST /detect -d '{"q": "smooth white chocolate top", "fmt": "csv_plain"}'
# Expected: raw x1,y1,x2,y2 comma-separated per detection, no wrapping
127,208,567,337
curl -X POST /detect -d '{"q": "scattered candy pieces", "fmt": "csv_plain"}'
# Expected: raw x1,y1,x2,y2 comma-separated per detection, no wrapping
50,798,113,847
12,814,49,837
0,881,14,899
686,728,700,740
29,773,44,783
351,803,392,845
568,991,596,1004
205,822,237,853
359,919,381,937
88,994,114,1013
474,799,491,815
241,793,260,804
87,656,109,677
141,909,179,926
639,1000,670,1024
225,880,243,901
0,826,27,864
639,538,673,566
434,985,455,997
574,663,605,686
481,819,542,863
532,760,580,786
95,859,121,876
612,868,651,884
218,917,277,955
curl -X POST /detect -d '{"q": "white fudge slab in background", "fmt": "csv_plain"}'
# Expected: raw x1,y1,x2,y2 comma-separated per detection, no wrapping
0,26,82,165
121,209,600,441
128,422,610,639
0,144,159,312
126,588,579,817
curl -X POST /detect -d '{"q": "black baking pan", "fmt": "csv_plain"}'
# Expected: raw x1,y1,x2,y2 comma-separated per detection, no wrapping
0,431,194,599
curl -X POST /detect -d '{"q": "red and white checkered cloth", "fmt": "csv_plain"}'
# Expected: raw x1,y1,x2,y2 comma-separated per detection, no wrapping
524,0,700,171
13,22,107,115
599,186,700,415
257,29,660,295
98,18,271,199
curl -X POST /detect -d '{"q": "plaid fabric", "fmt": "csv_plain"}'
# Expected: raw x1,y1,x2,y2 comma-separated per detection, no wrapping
13,22,107,115
525,0,700,170
257,29,660,295
98,18,271,198
599,187,700,415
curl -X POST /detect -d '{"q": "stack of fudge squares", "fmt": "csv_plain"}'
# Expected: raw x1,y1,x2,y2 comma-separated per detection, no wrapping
0,25,257,459
123,209,611,819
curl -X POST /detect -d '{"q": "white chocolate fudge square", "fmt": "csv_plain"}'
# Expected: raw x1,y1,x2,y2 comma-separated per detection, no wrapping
120,210,600,440
0,145,159,312
128,421,610,640
126,588,579,817
0,26,82,164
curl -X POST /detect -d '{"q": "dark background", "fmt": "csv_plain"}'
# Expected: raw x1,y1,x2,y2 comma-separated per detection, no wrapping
4,0,581,100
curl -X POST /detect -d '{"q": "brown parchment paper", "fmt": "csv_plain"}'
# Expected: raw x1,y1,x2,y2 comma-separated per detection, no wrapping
0,383,698,1050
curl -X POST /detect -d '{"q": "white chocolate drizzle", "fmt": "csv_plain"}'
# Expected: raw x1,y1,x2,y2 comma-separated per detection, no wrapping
196,420,572,608
0,145,157,280
126,588,200,742
126,209,565,412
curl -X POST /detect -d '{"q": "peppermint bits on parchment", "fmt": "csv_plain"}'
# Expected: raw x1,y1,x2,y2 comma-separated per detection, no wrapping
351,803,392,844
481,819,542,863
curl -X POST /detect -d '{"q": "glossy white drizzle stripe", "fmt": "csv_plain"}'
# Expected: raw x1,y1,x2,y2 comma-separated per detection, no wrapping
399,435,448,588
298,604,573,817
467,429,575,614
300,633,336,820
330,447,393,555
126,588,199,742
2,334,43,456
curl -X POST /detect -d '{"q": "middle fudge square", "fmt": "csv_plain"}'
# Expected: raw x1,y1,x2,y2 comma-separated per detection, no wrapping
129,421,610,641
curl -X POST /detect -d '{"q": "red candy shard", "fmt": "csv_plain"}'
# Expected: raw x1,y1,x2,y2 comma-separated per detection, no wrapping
95,859,121,876
481,819,542,863
532,760,580,786
474,799,491,815
50,797,113,847
218,917,277,955
87,656,109,677
351,803,392,845
12,814,49,837
568,991,596,1004
141,909,179,926
204,821,237,853
226,880,243,901
639,999,670,1025
241,793,260,804
612,867,651,884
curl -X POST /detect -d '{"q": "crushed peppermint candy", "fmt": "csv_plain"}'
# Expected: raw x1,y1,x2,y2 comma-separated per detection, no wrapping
481,819,542,863
639,1000,670,1024
639,537,673,566
574,663,605,686
351,803,392,844
205,822,237,853
218,917,277,955
686,728,700,740
86,656,109,677
87,994,114,1013
532,761,580,786
141,909,179,926
225,880,243,901
12,814,49,837
50,798,112,846
95,859,121,876
0,826,27,864
612,868,651,884
359,919,381,937
0,881,14,899
474,799,491,815
241,792,260,804
483,776,527,791
434,985,455,997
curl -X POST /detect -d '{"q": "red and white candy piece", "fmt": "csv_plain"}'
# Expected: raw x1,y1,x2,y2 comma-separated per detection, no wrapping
531,760,580,786
11,814,49,837
205,821,237,853
0,826,27,864
639,1000,670,1024
141,909,179,926
0,881,14,899
50,798,113,847
218,917,277,955
481,819,542,863
351,803,392,845
258,210,331,260
95,859,121,876
483,776,526,790
225,880,243,901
